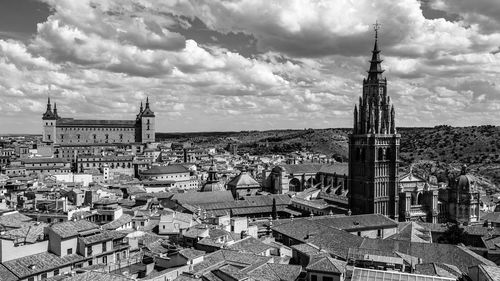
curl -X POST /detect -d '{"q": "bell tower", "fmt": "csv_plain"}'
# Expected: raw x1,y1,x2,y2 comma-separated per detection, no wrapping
348,24,400,220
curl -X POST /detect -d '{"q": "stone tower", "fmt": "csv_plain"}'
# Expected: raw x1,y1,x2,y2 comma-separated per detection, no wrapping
42,97,57,143
348,28,400,220
137,97,155,143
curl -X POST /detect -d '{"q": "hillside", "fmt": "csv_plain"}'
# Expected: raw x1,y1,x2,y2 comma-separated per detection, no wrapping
157,125,500,193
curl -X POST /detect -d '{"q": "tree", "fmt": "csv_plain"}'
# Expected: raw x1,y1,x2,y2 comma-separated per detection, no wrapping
438,223,467,245
271,198,277,220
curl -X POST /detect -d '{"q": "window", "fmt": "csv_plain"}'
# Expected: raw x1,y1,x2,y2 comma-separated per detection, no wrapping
28,277,34,281
311,275,317,281
357,232,361,236
377,229,382,238
54,269,59,275
41,273,47,279
67,248,73,255
102,242,107,252
102,256,107,264
88,260,93,266
87,246,92,256
47,134,51,140
323,277,333,281
61,134,64,140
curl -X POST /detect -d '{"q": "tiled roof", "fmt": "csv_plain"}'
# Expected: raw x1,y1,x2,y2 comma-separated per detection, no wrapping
306,256,346,274
312,214,398,231
141,164,190,175
477,265,500,281
79,230,126,245
359,239,496,274
102,214,133,230
415,263,462,279
246,263,303,281
351,267,455,281
0,222,48,243
60,270,135,281
57,118,135,128
50,220,99,239
173,191,234,205
191,249,271,275
227,172,260,189
388,222,432,243
227,236,273,255
2,252,83,279
0,264,17,281
179,248,205,260
271,218,363,258
0,211,33,229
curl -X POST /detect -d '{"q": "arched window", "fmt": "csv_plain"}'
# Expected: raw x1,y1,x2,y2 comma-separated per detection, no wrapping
378,148,384,161
386,148,391,161
417,193,423,205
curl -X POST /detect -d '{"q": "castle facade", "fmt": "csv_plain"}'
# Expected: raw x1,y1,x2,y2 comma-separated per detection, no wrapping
42,98,155,144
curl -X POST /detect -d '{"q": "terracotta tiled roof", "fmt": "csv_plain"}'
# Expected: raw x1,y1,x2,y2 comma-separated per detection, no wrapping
306,256,346,274
3,252,84,279
50,220,99,239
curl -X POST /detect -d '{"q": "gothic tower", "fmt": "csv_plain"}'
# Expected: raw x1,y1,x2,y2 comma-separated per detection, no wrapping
42,97,57,143
136,97,155,143
348,27,400,220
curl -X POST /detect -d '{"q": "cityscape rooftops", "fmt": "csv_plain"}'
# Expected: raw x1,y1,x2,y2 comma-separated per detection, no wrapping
49,220,99,239
141,164,190,175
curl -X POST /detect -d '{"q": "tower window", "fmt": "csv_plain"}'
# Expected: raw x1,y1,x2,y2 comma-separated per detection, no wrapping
47,134,51,140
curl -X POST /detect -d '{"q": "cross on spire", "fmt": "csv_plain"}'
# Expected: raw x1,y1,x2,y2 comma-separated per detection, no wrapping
373,21,381,39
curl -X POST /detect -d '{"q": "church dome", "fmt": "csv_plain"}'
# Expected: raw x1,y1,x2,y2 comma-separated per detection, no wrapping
201,181,226,192
455,165,476,192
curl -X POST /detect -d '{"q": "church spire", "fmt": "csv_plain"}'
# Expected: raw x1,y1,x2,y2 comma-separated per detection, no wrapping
145,96,150,109
367,21,384,81
43,96,56,120
53,102,59,119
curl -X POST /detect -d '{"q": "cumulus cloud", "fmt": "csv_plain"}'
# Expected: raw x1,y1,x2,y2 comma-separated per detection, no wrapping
0,0,498,133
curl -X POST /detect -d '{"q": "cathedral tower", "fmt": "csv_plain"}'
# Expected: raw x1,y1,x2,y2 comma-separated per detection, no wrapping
348,26,400,220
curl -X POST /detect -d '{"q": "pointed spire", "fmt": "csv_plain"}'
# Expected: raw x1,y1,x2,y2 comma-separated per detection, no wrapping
354,105,358,134
146,96,150,108
47,97,52,111
53,102,59,119
390,104,396,134
140,101,143,112
367,21,384,81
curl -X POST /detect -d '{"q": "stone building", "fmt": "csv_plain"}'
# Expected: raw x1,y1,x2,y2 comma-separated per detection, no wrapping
348,30,399,220
42,97,155,144
439,165,481,224
398,170,439,223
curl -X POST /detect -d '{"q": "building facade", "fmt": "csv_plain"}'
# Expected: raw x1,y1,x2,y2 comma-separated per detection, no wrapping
42,98,155,144
348,31,400,220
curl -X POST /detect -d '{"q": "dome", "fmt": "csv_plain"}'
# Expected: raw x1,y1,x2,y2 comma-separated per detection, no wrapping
455,165,476,192
201,182,226,192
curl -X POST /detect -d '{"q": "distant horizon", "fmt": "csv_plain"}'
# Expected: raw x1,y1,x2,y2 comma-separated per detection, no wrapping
1,124,498,137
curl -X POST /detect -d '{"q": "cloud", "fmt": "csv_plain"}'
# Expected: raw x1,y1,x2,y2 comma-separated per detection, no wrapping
0,0,499,133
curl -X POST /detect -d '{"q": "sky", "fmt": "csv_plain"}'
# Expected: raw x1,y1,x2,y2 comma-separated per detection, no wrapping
0,0,499,134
